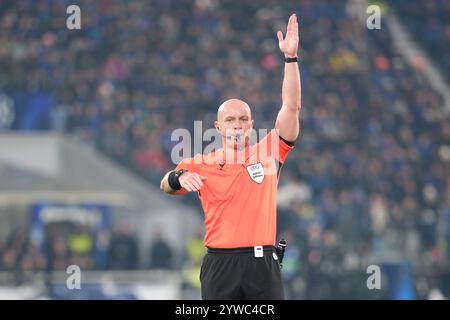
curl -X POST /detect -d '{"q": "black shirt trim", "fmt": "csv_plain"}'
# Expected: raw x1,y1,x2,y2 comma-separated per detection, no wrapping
279,135,295,147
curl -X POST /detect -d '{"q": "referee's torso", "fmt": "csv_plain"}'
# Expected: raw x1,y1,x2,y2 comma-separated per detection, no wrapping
175,129,294,248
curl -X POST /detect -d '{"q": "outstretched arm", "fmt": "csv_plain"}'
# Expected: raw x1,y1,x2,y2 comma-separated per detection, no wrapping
275,14,301,142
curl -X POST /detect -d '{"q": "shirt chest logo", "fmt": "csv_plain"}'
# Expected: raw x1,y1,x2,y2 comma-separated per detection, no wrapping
246,162,265,184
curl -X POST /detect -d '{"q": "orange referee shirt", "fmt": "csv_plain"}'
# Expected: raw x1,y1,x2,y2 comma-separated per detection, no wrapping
175,129,294,248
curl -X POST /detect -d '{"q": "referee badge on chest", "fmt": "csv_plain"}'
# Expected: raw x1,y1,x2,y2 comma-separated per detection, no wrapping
246,162,265,184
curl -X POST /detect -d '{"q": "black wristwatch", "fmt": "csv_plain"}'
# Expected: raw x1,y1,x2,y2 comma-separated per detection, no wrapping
168,169,188,190
175,169,188,179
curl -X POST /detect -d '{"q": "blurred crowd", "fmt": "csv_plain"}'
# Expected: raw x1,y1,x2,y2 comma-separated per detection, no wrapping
0,222,176,284
1,0,449,299
391,0,450,83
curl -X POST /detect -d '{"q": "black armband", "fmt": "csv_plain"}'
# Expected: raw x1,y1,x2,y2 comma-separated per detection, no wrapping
168,169,187,190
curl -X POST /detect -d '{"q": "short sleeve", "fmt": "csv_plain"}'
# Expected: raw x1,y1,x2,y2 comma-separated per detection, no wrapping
257,129,294,164
174,154,203,173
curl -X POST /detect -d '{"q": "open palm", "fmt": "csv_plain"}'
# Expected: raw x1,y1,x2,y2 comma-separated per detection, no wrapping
277,14,299,58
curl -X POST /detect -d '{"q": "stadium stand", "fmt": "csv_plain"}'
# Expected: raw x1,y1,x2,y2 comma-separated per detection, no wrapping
0,0,449,299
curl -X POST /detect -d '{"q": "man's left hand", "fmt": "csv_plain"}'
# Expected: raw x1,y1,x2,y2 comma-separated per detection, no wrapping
277,14,299,58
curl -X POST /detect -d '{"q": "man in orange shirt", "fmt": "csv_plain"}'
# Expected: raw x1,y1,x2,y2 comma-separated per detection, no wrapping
160,14,301,299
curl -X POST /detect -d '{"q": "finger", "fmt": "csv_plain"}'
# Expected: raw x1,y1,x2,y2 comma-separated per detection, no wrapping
288,14,295,27
190,177,202,190
182,182,192,192
291,14,297,26
185,181,198,192
288,14,294,23
289,14,296,32
187,180,199,191
192,175,204,187
277,31,283,42
286,18,294,36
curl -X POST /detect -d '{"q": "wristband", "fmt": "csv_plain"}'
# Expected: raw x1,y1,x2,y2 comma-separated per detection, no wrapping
285,56,298,63
168,169,187,190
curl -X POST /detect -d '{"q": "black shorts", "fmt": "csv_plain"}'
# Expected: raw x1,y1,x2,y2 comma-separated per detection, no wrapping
200,245,285,300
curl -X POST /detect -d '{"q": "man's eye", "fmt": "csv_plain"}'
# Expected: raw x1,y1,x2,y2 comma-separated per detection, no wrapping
226,119,232,122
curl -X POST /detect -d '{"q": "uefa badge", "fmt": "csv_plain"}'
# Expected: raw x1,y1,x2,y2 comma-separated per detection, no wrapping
246,163,265,184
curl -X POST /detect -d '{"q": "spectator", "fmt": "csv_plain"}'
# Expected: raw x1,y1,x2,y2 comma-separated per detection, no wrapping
149,232,173,269
107,223,138,270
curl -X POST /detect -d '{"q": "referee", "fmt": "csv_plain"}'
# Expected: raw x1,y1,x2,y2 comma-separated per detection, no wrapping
160,14,301,300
